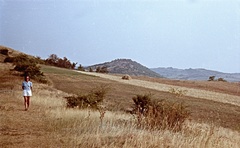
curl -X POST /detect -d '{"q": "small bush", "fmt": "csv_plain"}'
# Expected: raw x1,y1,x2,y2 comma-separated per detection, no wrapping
45,54,77,69
208,76,215,81
132,94,152,114
77,64,85,71
131,94,190,131
96,66,108,73
0,48,9,55
217,78,227,82
4,56,14,63
65,86,109,110
89,67,93,72
5,54,47,83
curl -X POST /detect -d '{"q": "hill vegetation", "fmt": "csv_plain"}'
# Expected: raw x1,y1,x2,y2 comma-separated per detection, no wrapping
86,59,161,78
1,45,240,147
152,67,240,82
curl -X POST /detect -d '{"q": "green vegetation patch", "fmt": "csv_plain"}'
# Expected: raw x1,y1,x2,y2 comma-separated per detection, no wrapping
41,65,95,78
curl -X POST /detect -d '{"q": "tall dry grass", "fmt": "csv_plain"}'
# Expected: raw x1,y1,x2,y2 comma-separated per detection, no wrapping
27,83,240,147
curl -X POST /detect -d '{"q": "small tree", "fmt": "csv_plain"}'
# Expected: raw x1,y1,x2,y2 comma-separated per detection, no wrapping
100,66,108,73
208,76,215,81
218,78,227,82
71,62,78,69
45,54,59,66
96,66,101,73
96,66,108,73
6,54,46,83
77,64,85,71
89,67,93,72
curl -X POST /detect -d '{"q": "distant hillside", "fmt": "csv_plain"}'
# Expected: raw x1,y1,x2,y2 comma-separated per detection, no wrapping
151,67,240,82
87,59,161,78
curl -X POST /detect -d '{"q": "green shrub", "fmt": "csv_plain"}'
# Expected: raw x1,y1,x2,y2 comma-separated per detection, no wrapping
45,54,77,69
65,86,108,110
89,67,93,72
132,94,152,114
96,66,108,73
217,78,227,82
77,64,85,71
4,54,47,83
208,76,215,81
132,94,190,131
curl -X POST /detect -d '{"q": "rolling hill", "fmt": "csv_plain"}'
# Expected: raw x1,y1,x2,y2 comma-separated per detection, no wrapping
86,59,162,78
1,45,240,147
151,67,240,82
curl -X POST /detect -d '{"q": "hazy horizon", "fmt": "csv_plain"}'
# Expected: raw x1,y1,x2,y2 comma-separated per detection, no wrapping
1,0,240,73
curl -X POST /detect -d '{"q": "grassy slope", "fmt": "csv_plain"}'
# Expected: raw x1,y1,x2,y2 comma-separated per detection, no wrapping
1,61,240,147
41,65,240,131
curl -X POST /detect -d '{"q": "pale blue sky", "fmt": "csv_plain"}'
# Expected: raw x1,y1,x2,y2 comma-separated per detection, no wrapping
1,0,240,73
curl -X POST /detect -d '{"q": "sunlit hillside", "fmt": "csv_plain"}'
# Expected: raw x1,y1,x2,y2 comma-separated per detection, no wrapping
1,47,240,147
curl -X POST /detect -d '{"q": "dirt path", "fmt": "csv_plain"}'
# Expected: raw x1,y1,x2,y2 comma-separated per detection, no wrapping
0,91,54,147
77,71,240,107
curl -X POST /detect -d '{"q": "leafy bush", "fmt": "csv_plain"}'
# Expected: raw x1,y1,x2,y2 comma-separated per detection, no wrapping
77,64,85,71
217,78,227,82
96,66,108,73
65,86,108,110
208,76,215,81
4,54,47,83
89,67,93,72
4,56,14,63
132,94,190,131
45,54,77,69
208,76,227,82
132,94,152,114
0,48,9,56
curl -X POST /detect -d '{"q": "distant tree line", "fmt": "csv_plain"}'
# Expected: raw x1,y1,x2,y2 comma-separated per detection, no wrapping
208,76,227,82
45,54,77,69
96,66,108,73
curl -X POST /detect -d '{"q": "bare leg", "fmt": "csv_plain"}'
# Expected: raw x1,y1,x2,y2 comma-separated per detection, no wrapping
26,96,30,109
24,96,28,111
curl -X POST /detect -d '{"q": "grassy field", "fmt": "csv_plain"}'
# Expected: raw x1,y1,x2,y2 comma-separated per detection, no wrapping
41,65,240,131
1,63,240,147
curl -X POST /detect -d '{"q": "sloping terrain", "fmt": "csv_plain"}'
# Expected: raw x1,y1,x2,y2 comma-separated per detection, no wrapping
152,67,240,82
1,46,240,147
1,62,240,147
76,71,240,107
86,59,161,78
39,66,240,131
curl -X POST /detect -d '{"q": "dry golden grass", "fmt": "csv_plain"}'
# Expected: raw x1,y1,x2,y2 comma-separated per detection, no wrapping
77,71,240,107
132,75,240,96
2,85,239,147
40,66,240,131
1,63,240,147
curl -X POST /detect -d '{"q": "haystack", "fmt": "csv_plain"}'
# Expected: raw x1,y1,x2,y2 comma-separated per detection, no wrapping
122,74,132,80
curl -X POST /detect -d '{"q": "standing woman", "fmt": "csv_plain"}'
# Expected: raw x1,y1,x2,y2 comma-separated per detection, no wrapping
22,75,33,111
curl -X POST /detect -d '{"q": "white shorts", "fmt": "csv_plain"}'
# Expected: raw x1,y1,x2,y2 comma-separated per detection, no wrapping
23,90,32,96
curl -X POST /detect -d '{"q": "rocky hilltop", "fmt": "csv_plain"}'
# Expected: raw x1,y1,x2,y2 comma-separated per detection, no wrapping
87,59,161,78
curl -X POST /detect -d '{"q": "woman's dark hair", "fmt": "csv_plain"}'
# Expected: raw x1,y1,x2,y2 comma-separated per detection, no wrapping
24,75,30,81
